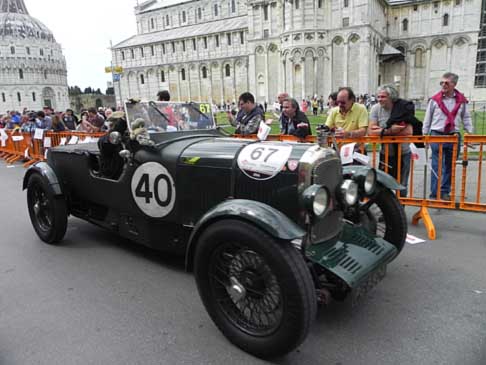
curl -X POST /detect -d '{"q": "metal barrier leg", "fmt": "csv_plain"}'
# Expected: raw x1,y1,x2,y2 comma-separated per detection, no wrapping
412,206,436,240
411,145,436,240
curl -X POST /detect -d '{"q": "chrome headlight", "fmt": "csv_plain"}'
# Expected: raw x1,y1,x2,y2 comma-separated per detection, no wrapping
302,184,330,217
364,168,377,195
340,179,359,205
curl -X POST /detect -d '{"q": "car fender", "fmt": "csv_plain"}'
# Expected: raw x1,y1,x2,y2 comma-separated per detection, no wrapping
185,199,306,271
22,162,63,195
343,164,405,191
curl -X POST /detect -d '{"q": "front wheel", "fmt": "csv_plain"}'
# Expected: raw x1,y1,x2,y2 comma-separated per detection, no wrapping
361,187,407,256
194,219,316,359
27,173,67,244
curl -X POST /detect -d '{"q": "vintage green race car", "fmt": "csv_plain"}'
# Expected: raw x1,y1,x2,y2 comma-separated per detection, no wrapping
23,101,407,359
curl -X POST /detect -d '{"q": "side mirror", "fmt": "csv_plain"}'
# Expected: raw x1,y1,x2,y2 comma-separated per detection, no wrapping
109,131,122,145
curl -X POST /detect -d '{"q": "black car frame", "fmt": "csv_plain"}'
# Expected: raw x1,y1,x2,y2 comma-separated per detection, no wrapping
23,100,407,359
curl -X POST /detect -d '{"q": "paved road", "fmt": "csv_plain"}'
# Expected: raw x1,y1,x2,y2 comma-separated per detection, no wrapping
1,160,485,365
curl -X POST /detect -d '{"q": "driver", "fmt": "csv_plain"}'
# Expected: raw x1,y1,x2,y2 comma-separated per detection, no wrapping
97,111,128,179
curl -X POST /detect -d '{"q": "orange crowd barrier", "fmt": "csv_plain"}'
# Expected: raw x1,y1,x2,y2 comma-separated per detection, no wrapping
1,129,485,239
234,133,486,239
0,130,105,167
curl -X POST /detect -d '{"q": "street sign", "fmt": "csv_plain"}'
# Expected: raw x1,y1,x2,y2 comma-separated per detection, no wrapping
113,74,121,82
105,66,124,73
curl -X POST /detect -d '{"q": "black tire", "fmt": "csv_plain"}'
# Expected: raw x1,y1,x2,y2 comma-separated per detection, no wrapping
364,187,407,256
194,219,316,359
27,173,67,244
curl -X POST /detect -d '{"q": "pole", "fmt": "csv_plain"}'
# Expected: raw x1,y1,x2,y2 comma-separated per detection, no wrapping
110,40,123,109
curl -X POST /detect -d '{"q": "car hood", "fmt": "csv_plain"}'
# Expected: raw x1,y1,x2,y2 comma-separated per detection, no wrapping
179,137,315,170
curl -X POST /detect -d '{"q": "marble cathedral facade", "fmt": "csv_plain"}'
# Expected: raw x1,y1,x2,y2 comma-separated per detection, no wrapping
112,0,485,106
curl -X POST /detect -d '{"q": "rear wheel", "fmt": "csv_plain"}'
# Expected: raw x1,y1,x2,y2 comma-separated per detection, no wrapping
27,173,67,244
194,220,316,359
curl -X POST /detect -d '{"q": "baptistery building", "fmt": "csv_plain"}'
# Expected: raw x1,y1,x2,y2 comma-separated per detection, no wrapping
0,0,69,112
112,0,485,105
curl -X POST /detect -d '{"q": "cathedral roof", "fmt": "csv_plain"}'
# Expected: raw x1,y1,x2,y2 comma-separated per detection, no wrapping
113,16,248,48
137,0,193,13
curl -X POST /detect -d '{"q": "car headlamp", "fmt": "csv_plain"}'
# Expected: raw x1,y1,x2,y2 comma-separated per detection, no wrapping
340,179,359,206
302,184,330,217
364,168,377,195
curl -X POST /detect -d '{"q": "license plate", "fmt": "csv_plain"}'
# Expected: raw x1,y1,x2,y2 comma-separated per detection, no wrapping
350,264,387,307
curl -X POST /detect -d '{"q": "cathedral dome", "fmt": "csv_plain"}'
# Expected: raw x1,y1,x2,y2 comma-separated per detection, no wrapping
0,0,69,112
0,12,55,42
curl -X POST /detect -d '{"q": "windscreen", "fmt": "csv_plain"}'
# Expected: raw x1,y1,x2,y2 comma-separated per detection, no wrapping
124,101,215,133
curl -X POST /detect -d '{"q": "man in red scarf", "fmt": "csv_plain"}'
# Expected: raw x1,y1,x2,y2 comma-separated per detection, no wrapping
423,72,473,201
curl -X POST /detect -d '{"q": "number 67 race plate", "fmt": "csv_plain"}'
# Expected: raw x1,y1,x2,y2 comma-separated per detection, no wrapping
237,143,293,181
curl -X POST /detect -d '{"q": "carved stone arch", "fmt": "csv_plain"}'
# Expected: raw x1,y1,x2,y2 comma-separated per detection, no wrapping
410,41,428,52
452,36,470,47
304,48,316,58
316,47,326,57
392,41,408,53
348,33,360,44
291,48,302,58
431,37,449,49
282,49,290,58
189,63,197,71
332,36,344,45
211,61,220,69
168,65,176,71
199,63,209,71
255,45,265,54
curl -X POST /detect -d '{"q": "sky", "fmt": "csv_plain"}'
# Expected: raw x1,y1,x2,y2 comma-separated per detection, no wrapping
26,0,138,91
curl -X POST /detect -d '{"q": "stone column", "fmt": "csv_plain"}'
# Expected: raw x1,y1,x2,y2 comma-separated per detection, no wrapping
313,56,317,96
176,68,181,101
265,50,269,103
447,45,453,70
198,66,202,102
280,59,285,93
233,60,237,102
209,65,214,103
301,57,306,100
220,63,224,105
187,65,192,101
343,41,348,87
424,47,432,102
289,57,294,96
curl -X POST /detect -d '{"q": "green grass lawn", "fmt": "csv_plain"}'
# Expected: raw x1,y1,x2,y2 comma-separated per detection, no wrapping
215,108,486,135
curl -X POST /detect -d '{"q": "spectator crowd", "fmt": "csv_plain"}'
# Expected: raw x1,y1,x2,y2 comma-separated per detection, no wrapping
0,106,116,134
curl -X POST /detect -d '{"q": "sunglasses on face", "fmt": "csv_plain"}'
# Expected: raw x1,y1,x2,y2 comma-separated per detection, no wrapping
440,81,452,86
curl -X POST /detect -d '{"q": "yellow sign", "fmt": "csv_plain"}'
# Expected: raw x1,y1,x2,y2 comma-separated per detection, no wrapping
105,66,124,73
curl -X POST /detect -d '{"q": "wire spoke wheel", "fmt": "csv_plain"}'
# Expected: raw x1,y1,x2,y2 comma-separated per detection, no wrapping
26,173,67,244
194,219,316,359
210,244,283,337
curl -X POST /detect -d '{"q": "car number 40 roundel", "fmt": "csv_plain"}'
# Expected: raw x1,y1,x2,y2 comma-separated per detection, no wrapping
131,162,176,218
